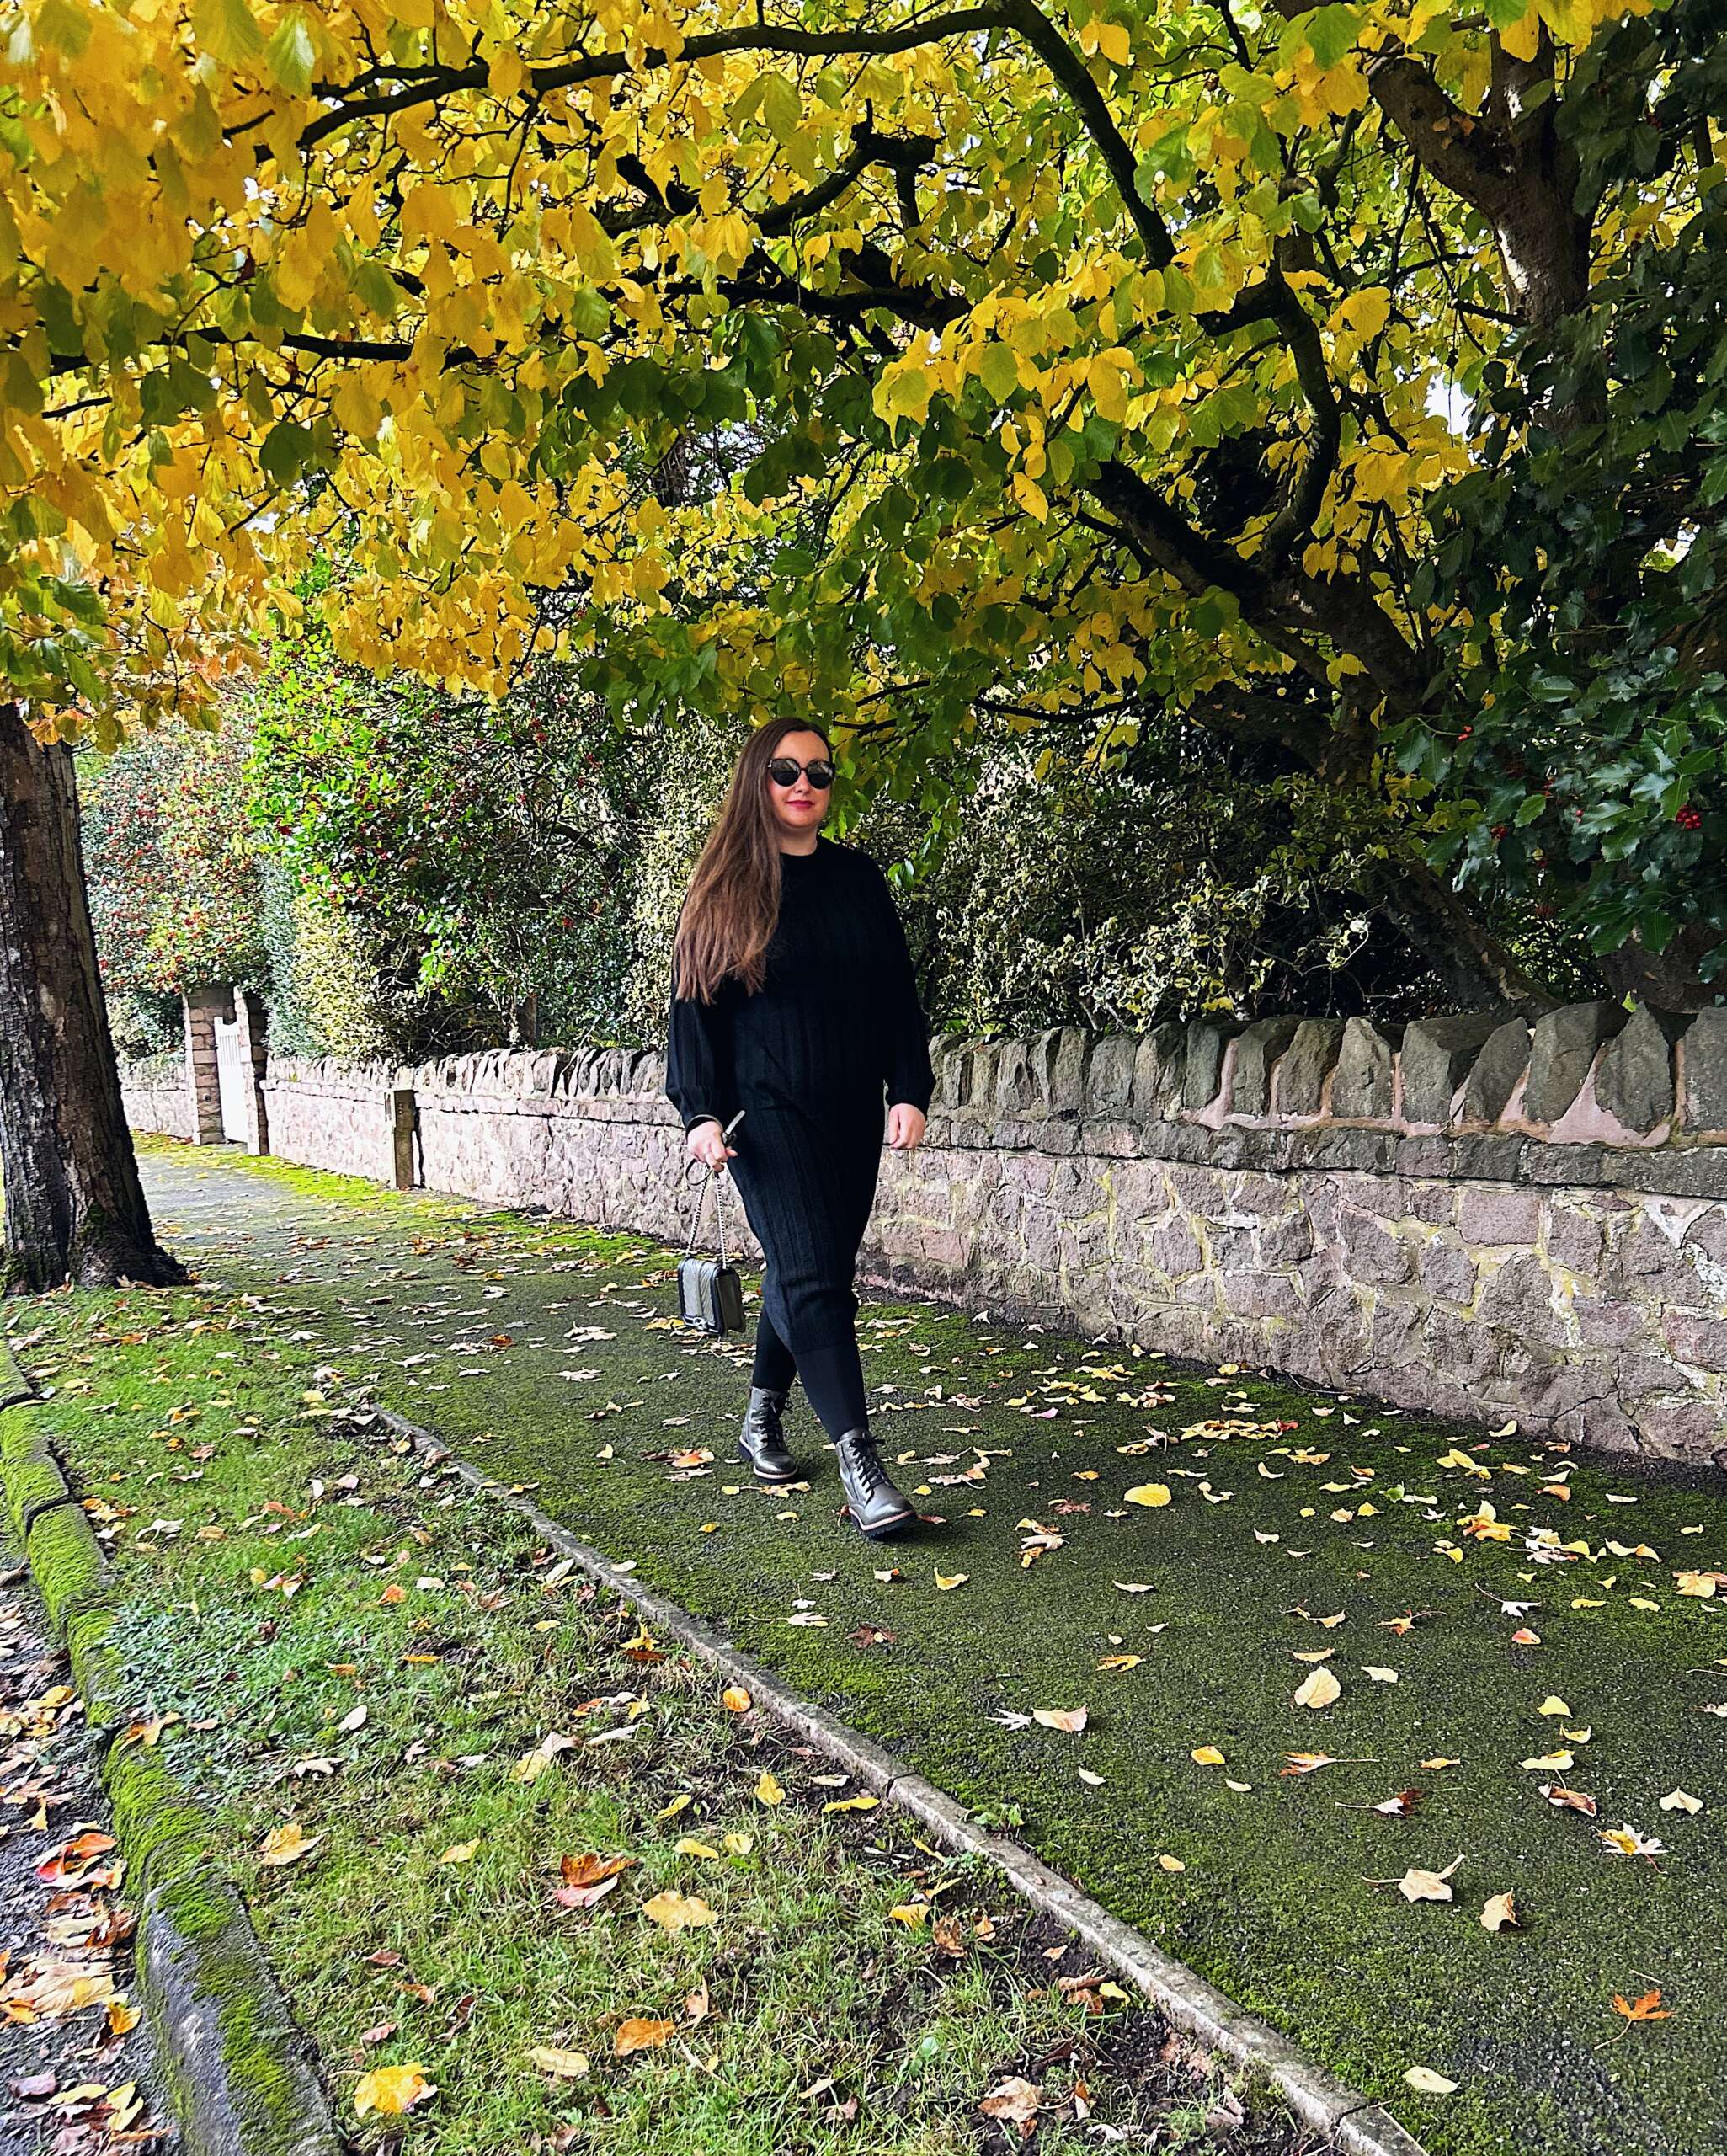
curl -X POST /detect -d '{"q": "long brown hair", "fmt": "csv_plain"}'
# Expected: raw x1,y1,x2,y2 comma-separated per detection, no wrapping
672,718,836,1003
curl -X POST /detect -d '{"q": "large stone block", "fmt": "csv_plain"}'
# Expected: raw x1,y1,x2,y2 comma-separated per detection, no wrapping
1525,1001,1627,1125
1274,1018,1346,1116
1049,1027,1093,1117
1181,1017,1240,1111
1131,1022,1186,1119
1461,1018,1530,1124
1399,1013,1503,1126
1332,1018,1397,1120
1086,1033,1138,1115
1229,1016,1302,1118
1681,1007,1727,1132
1594,1002,1684,1132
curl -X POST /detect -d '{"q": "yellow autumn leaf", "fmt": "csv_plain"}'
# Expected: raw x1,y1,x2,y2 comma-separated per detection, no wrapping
438,1839,480,1865
258,1821,321,1867
641,1890,716,1933
721,1686,752,1712
1124,1484,1171,1508
354,2063,434,2116
1294,1666,1341,1710
754,1770,786,1806
527,2046,589,2079
888,1903,930,1927
1191,1745,1226,1766
935,1572,968,1591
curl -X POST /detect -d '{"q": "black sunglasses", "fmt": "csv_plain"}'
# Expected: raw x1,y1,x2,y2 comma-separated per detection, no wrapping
766,756,834,789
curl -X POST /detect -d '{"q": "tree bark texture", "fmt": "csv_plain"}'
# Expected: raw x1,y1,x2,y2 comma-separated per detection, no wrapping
0,706,185,1291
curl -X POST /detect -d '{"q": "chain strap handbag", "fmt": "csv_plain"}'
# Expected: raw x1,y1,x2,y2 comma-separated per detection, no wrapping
677,1154,745,1335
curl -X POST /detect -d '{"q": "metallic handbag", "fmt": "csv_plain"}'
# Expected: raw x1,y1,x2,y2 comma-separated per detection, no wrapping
677,1157,745,1335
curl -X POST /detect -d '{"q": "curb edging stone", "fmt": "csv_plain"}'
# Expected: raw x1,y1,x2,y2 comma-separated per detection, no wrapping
370,1401,1430,2156
0,1345,342,2156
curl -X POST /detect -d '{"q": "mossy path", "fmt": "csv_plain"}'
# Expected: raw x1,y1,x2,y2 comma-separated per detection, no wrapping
120,1140,1727,2156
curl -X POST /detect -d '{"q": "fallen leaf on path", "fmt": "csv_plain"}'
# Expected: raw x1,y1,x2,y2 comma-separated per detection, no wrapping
1033,1707,1089,1732
1404,2066,1458,2095
1123,1485,1171,1508
1294,1667,1341,1710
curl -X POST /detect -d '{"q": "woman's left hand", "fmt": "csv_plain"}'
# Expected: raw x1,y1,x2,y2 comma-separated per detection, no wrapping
887,1102,927,1152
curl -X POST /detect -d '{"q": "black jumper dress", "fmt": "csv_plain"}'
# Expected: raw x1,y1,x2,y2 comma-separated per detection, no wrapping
664,837,935,1425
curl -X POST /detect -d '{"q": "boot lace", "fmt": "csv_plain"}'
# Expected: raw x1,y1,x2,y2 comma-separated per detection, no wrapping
846,1433,882,1497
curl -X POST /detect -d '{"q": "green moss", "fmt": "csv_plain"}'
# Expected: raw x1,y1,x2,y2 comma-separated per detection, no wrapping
103,1739,211,1895
24,1497,107,1630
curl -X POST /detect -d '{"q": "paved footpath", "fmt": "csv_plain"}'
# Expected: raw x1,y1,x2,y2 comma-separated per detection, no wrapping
132,1140,1727,2156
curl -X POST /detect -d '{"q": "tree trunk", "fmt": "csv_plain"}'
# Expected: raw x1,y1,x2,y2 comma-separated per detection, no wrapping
0,706,186,1292
1372,850,1563,1015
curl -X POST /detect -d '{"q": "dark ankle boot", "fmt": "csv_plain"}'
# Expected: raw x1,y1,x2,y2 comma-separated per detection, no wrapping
739,1385,797,1483
834,1426,917,1540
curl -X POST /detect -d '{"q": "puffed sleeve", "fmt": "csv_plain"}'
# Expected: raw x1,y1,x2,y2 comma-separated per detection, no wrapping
870,862,936,1114
665,943,738,1134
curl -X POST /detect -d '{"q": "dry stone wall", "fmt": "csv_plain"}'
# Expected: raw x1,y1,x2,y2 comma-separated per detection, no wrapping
131,999,1727,1465
119,1052,196,1141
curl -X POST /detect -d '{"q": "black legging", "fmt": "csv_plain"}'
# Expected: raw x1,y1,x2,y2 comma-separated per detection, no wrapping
724,1099,880,1441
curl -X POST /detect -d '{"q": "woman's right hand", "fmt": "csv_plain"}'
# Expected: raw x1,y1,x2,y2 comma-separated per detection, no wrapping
687,1118,738,1171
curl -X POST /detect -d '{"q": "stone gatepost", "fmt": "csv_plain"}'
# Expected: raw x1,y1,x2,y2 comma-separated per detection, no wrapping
386,1086,418,1191
179,985,230,1145
232,987,271,1155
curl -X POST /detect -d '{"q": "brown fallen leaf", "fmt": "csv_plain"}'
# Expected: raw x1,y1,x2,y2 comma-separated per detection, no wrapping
1612,1988,1672,2024
1480,1891,1521,1932
614,2017,673,2057
1281,1753,1339,1775
978,2074,1042,2137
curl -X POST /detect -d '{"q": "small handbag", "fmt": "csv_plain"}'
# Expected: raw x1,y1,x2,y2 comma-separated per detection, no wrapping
677,1155,745,1335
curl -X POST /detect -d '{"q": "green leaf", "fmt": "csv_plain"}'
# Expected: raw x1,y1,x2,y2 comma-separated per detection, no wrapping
1296,3,1362,69
264,8,317,94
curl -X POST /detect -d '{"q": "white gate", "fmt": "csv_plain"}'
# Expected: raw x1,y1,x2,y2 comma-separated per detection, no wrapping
213,1008,251,1143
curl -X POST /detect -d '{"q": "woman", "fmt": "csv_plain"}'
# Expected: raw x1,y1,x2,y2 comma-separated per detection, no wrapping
664,719,935,1541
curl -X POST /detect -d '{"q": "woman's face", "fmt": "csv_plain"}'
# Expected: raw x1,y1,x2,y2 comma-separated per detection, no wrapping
765,729,831,842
